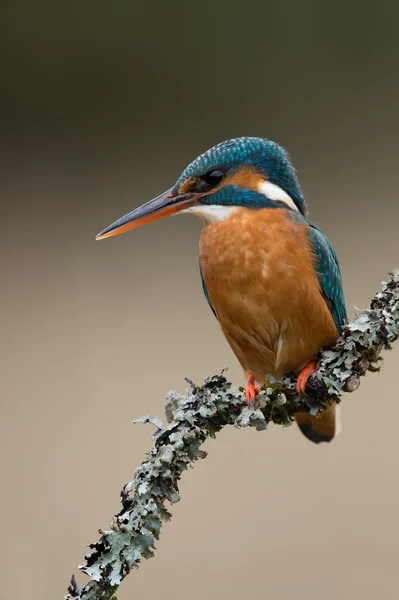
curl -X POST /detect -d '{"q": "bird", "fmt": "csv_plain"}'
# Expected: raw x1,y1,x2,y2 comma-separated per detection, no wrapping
96,137,346,444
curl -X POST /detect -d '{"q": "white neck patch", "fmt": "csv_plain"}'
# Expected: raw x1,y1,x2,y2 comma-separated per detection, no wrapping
258,180,299,212
181,204,239,223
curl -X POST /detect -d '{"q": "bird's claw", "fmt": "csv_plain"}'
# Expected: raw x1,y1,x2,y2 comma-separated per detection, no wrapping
244,374,260,409
296,360,317,395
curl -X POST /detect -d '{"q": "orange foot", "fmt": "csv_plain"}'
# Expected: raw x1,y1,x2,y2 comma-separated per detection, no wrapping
296,360,317,395
244,374,260,409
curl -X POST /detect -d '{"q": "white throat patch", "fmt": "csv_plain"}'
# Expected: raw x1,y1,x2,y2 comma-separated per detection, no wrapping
258,180,299,212
181,204,239,224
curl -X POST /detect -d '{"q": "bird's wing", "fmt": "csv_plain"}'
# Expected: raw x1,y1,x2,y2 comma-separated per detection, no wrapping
199,266,217,318
307,224,347,332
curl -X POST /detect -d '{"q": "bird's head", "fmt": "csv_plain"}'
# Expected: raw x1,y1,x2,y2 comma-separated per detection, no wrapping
96,137,307,240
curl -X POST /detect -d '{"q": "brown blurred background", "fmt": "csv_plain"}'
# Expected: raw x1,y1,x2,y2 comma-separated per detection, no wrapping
2,1,399,599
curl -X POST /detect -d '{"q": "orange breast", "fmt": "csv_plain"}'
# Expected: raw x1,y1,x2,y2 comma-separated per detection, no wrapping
199,207,338,382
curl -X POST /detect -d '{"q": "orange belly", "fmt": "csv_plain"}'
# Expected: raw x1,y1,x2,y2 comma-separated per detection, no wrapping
199,207,338,382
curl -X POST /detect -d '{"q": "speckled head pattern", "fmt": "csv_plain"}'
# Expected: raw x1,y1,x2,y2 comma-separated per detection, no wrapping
172,137,307,216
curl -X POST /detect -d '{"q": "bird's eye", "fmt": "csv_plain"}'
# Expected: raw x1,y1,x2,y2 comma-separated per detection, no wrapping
203,169,225,187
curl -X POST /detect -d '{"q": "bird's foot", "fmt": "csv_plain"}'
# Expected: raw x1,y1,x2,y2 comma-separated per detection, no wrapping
244,374,260,409
296,360,317,395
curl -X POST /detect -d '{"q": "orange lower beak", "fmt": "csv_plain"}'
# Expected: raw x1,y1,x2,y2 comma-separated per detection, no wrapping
96,188,199,240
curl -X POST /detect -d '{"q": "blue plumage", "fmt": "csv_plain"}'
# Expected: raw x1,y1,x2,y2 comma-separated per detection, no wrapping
200,266,216,318
307,224,347,332
173,137,307,216
285,210,346,332
204,185,285,209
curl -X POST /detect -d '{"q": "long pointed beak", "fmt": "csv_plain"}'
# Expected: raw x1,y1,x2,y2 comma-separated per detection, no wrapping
96,187,199,240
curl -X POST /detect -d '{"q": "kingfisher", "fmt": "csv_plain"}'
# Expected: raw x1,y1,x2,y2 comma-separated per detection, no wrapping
96,137,346,444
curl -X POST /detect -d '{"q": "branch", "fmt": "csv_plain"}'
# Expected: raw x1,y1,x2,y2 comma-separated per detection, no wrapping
65,270,399,600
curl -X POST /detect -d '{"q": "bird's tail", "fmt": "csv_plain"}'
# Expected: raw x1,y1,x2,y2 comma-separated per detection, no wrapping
295,403,341,444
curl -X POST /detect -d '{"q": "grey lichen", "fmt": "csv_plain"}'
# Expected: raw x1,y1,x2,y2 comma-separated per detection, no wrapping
65,271,399,600
305,270,399,405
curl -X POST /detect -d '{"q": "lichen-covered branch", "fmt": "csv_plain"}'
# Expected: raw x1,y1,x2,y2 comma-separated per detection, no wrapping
65,271,399,600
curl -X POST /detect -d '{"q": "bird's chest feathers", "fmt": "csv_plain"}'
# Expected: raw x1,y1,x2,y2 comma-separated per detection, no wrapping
199,207,307,296
198,207,335,378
